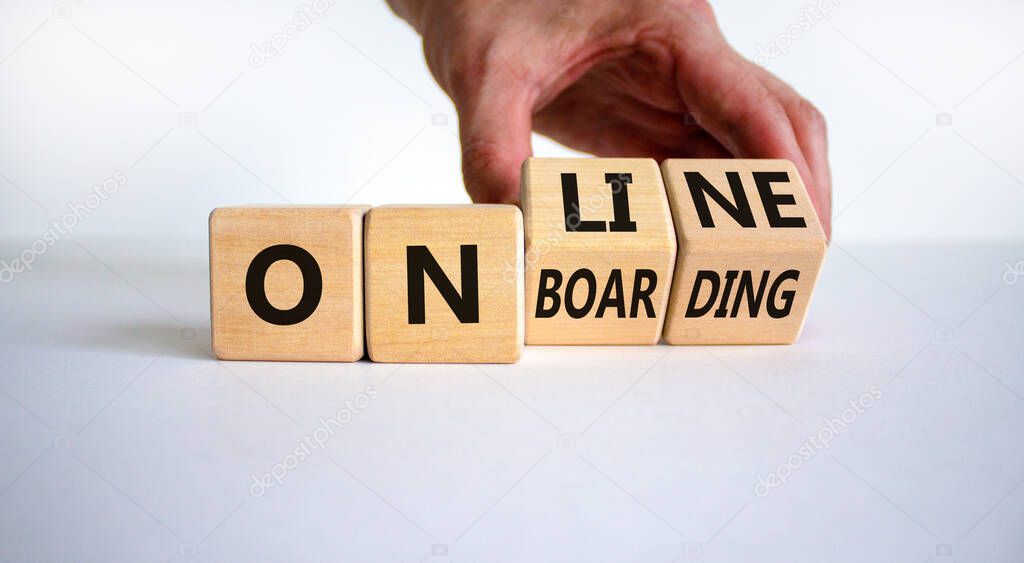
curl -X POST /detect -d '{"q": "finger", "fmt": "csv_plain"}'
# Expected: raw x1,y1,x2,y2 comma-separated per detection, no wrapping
457,76,535,204
671,39,819,219
590,125,729,162
534,85,730,158
535,80,689,141
580,46,687,113
753,68,832,239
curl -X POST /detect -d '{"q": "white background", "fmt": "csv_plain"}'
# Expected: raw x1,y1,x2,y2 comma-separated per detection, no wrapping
1,0,1023,243
1,1,1023,562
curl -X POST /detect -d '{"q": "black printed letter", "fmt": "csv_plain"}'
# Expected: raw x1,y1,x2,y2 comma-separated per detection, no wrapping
246,244,323,326
406,245,480,324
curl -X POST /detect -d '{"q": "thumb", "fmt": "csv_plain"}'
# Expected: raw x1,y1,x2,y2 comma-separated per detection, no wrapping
457,80,534,204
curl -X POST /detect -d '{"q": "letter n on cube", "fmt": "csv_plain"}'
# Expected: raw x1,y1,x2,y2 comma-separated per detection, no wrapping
363,205,524,363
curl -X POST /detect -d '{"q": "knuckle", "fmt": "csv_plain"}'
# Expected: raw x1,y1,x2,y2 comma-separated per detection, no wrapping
461,139,505,176
683,0,715,19
420,7,514,99
659,0,716,24
721,79,785,126
795,98,827,134
636,0,714,32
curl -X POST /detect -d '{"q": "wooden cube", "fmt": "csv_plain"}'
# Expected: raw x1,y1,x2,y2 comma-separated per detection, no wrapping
364,205,524,363
209,206,367,361
661,159,827,344
521,158,677,345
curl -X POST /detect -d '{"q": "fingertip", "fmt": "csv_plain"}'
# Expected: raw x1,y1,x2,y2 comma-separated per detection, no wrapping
458,83,534,205
461,139,526,204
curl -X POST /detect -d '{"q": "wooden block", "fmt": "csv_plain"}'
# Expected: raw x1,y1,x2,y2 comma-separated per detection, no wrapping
364,205,524,363
661,159,827,344
209,206,367,361
521,158,677,345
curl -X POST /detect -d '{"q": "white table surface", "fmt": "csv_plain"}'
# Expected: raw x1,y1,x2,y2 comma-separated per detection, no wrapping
1,238,1022,562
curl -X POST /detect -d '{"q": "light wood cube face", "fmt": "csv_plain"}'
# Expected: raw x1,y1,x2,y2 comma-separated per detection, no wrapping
661,159,827,345
209,206,367,361
521,158,677,345
364,205,524,363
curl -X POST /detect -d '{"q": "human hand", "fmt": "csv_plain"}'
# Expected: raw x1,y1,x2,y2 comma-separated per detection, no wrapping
388,0,832,238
